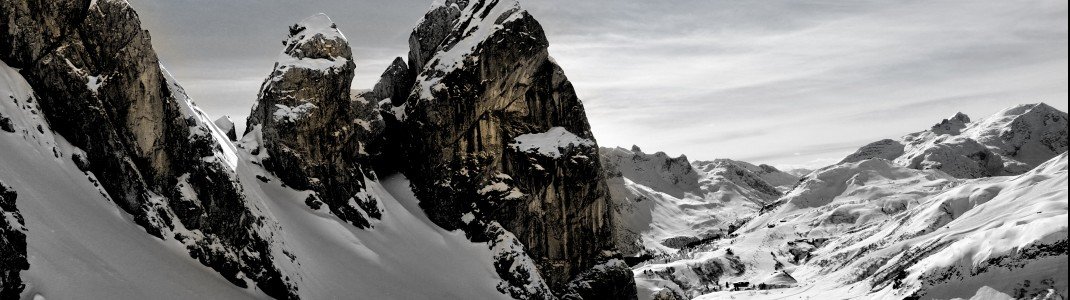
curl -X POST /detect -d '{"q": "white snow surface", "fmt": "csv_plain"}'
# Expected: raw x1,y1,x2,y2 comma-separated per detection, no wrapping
633,154,1067,300
843,103,1068,178
3,59,260,299
602,147,791,255
2,59,510,299
510,127,593,158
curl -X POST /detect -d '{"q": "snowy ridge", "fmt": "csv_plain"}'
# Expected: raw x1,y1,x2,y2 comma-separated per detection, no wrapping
632,153,1067,300
697,159,799,192
842,103,1068,178
601,146,795,256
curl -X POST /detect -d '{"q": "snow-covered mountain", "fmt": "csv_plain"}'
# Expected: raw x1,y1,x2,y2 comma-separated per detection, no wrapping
673,153,1064,300
842,103,1068,178
601,146,798,256
624,105,1068,300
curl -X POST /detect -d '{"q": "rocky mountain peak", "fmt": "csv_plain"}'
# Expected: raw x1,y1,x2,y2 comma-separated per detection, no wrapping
368,57,413,107
931,112,970,135
373,0,635,296
697,160,785,199
964,102,1068,167
840,103,1067,178
246,14,381,229
283,14,350,60
601,146,701,198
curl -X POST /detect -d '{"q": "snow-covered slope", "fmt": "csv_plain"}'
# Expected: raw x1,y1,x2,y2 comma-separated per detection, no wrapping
696,159,799,193
632,153,1068,300
842,104,1068,178
2,58,261,299
234,132,506,299
601,146,797,256
2,56,511,299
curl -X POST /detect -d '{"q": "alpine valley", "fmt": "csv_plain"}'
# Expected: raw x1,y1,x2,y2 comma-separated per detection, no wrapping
0,0,1066,299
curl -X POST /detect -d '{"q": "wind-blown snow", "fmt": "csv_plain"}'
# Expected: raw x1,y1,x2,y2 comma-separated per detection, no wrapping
510,127,593,158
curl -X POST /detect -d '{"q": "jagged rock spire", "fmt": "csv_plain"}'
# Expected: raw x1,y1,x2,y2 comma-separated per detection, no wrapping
374,0,636,297
246,13,382,229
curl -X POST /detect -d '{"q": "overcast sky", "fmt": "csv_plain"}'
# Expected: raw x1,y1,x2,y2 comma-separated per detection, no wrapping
128,0,1068,169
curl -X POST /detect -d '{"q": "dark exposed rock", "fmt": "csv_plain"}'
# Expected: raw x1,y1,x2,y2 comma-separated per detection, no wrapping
564,259,639,300
0,116,12,132
660,236,701,249
0,181,28,298
368,57,414,107
406,0,468,74
930,112,970,135
246,14,382,229
377,0,633,296
1,1,294,298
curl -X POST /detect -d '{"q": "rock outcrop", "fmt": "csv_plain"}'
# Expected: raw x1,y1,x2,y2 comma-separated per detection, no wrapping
373,0,633,297
213,115,237,141
841,103,1068,178
1,1,294,298
0,181,28,298
246,14,382,229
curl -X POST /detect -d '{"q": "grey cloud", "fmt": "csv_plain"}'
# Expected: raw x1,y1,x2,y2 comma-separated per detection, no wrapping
129,0,1068,169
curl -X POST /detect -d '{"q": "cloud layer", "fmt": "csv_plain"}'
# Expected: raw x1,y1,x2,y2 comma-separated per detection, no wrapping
130,0,1068,169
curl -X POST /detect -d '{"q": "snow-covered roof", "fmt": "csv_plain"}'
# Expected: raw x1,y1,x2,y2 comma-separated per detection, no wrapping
761,271,797,286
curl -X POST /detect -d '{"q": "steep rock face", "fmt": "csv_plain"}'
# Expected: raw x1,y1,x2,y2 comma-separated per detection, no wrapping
213,115,237,141
246,14,382,229
841,103,1068,178
1,1,294,298
367,57,414,107
376,0,631,296
0,181,28,298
